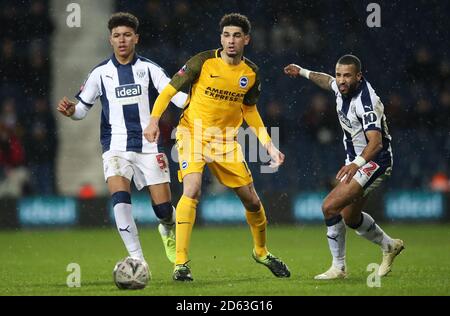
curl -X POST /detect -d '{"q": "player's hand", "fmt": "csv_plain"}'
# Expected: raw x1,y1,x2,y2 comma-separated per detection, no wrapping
144,117,160,143
283,64,302,78
57,97,76,117
336,163,360,184
266,142,285,168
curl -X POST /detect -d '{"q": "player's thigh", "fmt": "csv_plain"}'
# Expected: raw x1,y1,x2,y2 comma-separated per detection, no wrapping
103,151,134,179
233,182,261,211
148,182,171,204
323,179,364,215
107,176,131,194
133,152,170,190
341,196,367,226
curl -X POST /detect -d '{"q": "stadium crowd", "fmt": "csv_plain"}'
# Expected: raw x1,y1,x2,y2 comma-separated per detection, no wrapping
0,0,448,197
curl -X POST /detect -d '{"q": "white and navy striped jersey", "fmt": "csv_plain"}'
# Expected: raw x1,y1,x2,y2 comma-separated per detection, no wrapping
331,77,393,168
75,54,187,153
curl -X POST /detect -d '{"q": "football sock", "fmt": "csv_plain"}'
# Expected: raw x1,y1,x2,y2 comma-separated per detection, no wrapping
153,202,175,236
245,205,268,258
325,215,346,270
175,195,198,265
353,212,393,252
112,191,144,261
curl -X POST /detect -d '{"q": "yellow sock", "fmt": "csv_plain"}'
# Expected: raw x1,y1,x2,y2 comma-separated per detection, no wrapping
245,205,268,258
175,195,198,265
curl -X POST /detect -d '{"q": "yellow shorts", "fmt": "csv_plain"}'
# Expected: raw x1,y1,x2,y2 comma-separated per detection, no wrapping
175,130,253,188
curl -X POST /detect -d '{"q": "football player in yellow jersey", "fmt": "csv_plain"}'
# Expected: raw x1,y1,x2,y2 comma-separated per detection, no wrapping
144,13,290,281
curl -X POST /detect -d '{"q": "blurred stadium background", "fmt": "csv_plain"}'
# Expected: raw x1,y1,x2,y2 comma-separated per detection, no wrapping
0,0,448,228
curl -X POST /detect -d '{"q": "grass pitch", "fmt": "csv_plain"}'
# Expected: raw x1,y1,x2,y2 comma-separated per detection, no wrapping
0,224,449,296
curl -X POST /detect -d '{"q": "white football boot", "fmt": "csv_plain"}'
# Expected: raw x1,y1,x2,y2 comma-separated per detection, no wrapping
378,239,404,277
314,265,347,280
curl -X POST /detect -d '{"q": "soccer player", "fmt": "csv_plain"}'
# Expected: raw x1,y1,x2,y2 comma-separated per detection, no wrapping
57,13,187,267
144,13,291,281
284,55,404,279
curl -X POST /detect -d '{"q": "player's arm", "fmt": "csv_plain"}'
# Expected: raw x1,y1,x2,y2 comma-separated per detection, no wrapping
57,69,100,120
336,130,382,184
150,65,188,109
243,105,285,168
337,96,385,184
144,53,203,143
284,64,334,91
144,83,178,142
243,70,285,168
56,97,89,120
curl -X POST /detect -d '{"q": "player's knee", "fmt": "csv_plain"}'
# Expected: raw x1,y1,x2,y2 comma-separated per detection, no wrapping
243,198,261,212
183,186,201,200
152,202,173,222
322,200,338,218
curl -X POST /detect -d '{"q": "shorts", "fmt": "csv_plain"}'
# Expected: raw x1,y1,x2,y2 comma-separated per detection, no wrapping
351,161,392,197
102,150,170,190
175,130,253,188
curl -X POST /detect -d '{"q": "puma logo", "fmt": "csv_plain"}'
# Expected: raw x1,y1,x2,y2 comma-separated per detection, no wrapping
327,235,338,242
119,225,130,233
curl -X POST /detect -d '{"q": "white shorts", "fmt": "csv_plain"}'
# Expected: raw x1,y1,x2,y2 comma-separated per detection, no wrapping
102,150,170,190
351,161,392,197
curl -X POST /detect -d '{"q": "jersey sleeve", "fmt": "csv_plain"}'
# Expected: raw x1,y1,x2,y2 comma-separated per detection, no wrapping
356,90,384,132
148,64,187,109
243,70,261,106
75,69,101,107
169,51,209,92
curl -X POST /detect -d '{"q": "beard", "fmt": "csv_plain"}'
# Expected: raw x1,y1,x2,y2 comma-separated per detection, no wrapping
340,81,360,96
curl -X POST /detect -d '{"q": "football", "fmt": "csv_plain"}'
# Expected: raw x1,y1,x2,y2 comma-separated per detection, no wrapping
113,257,150,290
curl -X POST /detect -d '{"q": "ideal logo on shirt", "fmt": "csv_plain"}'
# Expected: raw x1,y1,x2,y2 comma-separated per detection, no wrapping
115,84,142,99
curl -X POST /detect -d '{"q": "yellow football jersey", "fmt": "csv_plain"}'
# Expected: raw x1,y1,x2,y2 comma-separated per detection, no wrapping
170,49,260,141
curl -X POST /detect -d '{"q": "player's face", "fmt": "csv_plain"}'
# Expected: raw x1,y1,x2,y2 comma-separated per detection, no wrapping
335,64,362,96
109,26,139,59
221,26,250,58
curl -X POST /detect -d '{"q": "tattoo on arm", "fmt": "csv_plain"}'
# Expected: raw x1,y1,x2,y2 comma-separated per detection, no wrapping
309,72,334,91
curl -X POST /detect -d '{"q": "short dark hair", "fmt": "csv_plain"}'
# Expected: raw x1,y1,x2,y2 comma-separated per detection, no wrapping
219,13,251,34
108,12,139,33
337,54,362,73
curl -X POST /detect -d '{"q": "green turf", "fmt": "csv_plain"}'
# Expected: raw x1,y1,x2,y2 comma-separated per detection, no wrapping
0,224,449,296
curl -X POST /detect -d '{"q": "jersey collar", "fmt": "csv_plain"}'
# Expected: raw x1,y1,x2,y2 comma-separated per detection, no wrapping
111,53,138,67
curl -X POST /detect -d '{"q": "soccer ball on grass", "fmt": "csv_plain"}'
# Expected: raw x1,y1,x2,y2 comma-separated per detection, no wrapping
113,257,150,290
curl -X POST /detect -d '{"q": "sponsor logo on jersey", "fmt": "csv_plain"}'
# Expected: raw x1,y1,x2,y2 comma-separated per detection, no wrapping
115,84,142,98
338,110,352,128
239,76,248,88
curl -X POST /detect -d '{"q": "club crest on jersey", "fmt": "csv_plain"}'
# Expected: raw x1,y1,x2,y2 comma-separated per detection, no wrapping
338,110,352,128
181,160,188,170
239,76,248,88
135,69,146,79
115,84,142,98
